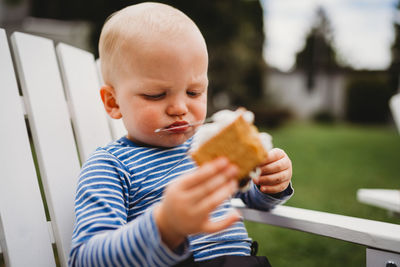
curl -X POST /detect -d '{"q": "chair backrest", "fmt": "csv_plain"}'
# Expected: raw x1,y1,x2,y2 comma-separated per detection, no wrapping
390,93,400,133
0,29,125,267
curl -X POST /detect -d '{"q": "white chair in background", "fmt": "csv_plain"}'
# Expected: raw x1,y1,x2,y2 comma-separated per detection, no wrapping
356,93,400,216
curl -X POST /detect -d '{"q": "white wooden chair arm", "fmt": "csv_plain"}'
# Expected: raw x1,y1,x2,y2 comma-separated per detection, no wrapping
357,189,400,214
232,199,400,254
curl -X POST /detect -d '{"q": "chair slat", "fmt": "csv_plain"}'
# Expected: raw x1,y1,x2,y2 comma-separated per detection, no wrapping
57,43,113,162
0,29,55,267
11,32,81,267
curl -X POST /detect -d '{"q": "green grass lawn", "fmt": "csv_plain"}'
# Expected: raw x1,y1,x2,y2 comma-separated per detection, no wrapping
245,121,400,266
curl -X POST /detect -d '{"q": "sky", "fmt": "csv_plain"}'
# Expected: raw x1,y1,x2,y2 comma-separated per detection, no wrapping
260,0,398,72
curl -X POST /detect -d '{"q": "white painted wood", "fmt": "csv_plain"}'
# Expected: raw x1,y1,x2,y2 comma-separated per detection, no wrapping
232,199,400,254
95,59,127,140
0,29,55,267
47,221,56,244
57,43,113,162
357,189,400,214
11,31,81,267
20,95,27,115
367,248,400,267
390,93,400,133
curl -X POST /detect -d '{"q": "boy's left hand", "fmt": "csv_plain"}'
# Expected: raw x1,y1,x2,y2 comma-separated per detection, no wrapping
253,148,292,194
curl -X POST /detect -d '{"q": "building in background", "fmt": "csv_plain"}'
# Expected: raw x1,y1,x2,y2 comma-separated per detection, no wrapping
264,6,394,124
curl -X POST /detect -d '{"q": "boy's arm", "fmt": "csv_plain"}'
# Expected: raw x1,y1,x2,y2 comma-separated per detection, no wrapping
69,149,190,267
235,148,294,211
235,181,293,211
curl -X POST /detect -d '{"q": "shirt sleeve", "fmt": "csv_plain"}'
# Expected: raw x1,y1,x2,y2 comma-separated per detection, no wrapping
234,181,294,211
68,148,190,267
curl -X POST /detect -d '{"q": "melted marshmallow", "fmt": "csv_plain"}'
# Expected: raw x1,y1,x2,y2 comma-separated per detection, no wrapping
191,109,273,153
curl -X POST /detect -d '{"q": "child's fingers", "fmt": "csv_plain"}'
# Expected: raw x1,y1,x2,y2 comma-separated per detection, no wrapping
259,182,290,194
195,179,237,215
189,165,238,200
256,169,292,186
264,148,286,164
260,156,291,175
201,210,240,233
181,157,231,189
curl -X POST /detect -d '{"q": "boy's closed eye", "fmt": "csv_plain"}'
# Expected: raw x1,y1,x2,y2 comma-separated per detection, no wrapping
186,90,203,97
142,92,166,100
142,90,204,100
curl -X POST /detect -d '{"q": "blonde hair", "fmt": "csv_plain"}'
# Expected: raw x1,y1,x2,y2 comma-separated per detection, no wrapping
98,2,204,86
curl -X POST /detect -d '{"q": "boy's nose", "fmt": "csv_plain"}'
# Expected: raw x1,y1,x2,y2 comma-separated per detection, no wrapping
167,100,188,117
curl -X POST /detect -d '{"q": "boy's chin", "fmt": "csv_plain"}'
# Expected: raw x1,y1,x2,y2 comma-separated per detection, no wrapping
159,135,192,148
149,133,193,148
127,132,192,148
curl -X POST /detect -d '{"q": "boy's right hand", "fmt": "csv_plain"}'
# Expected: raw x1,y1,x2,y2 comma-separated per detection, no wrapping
154,157,239,249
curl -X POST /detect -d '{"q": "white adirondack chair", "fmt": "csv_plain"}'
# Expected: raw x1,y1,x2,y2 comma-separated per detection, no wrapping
356,93,400,216
0,29,399,267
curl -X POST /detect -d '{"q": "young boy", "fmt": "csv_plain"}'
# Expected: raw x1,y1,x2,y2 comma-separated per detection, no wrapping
69,2,293,267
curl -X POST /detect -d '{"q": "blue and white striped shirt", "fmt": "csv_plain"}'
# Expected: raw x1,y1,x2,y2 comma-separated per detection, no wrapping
69,136,293,266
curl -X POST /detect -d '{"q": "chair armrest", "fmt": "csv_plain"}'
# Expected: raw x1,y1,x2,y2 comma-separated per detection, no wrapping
357,188,400,214
231,198,400,254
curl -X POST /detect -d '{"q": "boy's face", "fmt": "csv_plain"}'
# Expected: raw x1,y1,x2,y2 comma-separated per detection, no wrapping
106,30,208,147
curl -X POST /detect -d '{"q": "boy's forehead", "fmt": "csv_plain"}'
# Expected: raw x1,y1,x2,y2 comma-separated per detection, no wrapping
117,5,207,61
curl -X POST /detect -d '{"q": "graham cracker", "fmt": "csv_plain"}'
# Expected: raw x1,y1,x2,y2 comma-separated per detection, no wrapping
191,115,267,180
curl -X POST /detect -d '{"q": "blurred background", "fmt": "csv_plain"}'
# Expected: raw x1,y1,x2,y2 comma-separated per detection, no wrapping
1,0,399,266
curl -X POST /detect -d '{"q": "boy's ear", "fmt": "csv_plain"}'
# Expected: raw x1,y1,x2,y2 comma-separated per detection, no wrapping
100,85,122,119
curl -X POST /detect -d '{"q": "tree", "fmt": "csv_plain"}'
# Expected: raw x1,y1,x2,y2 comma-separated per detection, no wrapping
294,6,340,91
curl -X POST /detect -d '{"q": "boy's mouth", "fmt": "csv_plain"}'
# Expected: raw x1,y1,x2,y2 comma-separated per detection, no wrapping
159,121,190,133
155,120,206,133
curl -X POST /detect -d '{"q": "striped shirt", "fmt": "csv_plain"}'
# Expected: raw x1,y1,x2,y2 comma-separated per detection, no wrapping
69,136,293,266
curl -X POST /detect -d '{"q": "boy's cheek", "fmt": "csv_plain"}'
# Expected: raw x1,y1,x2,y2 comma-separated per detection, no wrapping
135,106,162,126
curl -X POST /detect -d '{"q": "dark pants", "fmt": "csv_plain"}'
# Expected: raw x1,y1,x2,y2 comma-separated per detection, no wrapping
173,254,271,267
173,241,271,267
